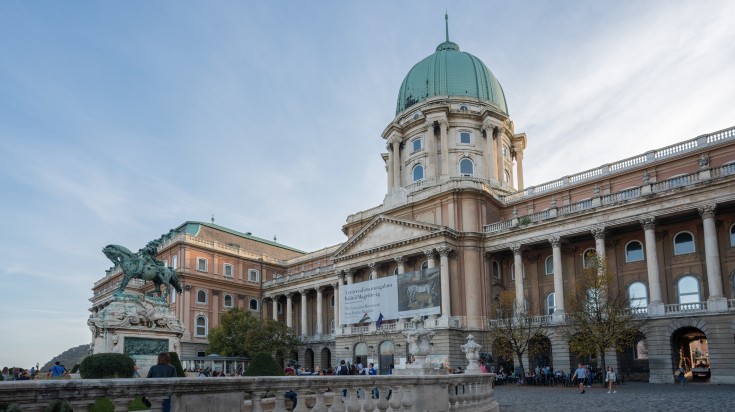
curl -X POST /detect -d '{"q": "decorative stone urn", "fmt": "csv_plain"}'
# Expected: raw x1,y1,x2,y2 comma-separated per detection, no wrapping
460,334,482,373
402,316,435,369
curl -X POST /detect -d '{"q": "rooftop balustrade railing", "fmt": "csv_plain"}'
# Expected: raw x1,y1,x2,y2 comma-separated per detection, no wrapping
0,374,497,412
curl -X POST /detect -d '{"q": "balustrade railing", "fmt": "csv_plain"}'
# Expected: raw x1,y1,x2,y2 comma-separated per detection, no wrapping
0,375,497,412
665,302,708,314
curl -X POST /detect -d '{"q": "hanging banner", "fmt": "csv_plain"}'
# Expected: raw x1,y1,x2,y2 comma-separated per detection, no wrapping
339,267,442,325
397,267,441,318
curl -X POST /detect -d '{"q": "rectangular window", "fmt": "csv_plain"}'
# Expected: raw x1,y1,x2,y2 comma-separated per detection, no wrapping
248,269,259,282
412,137,423,153
459,131,471,144
171,255,178,269
163,259,168,268
197,258,208,272
223,264,234,278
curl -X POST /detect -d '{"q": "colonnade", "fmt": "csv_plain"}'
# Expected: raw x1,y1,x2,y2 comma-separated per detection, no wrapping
508,203,725,317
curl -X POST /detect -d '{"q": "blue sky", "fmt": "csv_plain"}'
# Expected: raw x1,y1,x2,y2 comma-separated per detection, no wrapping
1,1,733,368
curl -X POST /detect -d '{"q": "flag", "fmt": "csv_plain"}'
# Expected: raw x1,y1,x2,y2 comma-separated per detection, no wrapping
359,313,371,323
376,312,384,327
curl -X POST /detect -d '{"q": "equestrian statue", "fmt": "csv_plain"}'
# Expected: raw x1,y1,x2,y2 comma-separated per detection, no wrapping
103,241,182,299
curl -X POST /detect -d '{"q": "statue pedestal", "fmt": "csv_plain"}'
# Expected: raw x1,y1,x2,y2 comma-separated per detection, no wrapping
88,293,184,377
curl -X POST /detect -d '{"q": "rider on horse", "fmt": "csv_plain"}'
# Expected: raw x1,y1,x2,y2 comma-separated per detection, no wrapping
138,240,166,276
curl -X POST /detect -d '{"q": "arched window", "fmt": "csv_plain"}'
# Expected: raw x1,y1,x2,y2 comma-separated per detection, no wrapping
249,299,259,311
331,295,335,307
634,338,649,360
224,294,233,308
510,263,525,280
393,267,399,275
492,261,501,278
625,241,644,262
504,170,511,183
170,292,176,304
546,292,556,315
171,255,178,269
421,260,429,271
502,145,508,157
459,104,468,112
674,232,695,255
677,275,701,304
582,248,597,269
195,316,207,336
197,290,207,304
277,302,283,314
330,319,335,333
412,164,424,182
628,282,648,309
729,224,735,246
354,343,368,364
544,256,554,276
459,158,474,176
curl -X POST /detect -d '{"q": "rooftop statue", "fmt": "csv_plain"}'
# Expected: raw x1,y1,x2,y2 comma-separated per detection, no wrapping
103,242,182,299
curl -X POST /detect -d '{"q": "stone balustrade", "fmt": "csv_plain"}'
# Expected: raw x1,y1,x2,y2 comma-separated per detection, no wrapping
0,374,497,412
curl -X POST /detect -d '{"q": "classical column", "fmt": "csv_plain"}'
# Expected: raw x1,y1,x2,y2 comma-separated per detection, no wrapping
391,137,401,189
368,262,378,280
286,292,293,328
640,218,663,305
549,237,565,318
426,120,438,179
300,290,308,336
424,249,436,268
345,269,354,285
316,287,324,335
439,118,449,176
272,296,279,321
395,257,405,274
332,282,340,328
591,227,606,262
437,245,453,317
212,290,220,327
515,149,524,190
511,244,524,308
182,285,191,338
482,122,496,181
699,205,724,300
495,132,504,183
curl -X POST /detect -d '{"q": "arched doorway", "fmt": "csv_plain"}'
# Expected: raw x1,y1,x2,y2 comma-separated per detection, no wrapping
528,334,552,371
619,333,650,382
354,342,368,367
289,350,299,368
672,327,710,382
492,337,514,374
304,348,314,370
379,341,395,375
320,347,331,370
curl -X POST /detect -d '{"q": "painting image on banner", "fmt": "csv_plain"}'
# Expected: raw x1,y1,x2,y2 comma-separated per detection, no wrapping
340,277,398,325
397,267,441,318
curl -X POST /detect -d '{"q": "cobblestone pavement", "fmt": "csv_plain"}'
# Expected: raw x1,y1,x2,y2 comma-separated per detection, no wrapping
492,381,735,412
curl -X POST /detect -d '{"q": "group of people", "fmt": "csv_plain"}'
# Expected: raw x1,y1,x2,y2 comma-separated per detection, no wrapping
1,362,65,381
573,364,618,394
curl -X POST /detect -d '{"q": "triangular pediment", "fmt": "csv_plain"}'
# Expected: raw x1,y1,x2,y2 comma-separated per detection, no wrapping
332,215,450,261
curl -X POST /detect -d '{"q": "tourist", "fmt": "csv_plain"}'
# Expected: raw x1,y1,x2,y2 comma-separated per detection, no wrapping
146,352,177,412
678,366,686,386
285,389,297,408
133,363,141,378
606,366,617,393
1,367,10,381
573,364,587,394
47,361,66,379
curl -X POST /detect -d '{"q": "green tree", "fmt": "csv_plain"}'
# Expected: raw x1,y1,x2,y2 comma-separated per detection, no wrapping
561,256,644,375
244,353,284,376
488,290,548,380
208,308,300,358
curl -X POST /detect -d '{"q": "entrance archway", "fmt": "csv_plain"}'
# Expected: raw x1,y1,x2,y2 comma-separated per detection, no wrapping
528,334,552,371
492,337,514,374
672,327,710,382
320,347,331,370
619,333,650,382
354,342,368,367
304,348,314,370
379,340,395,375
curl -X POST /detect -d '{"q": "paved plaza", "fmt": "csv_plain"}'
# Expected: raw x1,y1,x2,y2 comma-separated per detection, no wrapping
492,381,735,412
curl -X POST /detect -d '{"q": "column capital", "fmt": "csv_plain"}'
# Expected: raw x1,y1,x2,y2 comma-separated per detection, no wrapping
698,204,716,219
436,245,453,257
437,118,448,128
424,249,436,259
331,282,339,290
394,256,404,264
548,236,561,248
286,291,295,298
367,262,377,270
591,227,606,240
299,289,309,296
640,217,656,230
316,285,326,293
510,243,523,255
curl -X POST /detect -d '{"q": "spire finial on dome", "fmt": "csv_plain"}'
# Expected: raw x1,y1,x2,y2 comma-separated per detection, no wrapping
445,11,449,42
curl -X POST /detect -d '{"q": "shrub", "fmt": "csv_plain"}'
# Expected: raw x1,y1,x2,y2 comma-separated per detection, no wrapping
244,353,283,376
80,353,135,379
168,352,185,377
44,401,72,412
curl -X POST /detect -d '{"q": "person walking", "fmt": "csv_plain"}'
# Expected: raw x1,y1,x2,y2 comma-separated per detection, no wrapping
573,364,588,394
605,366,617,393
678,366,686,386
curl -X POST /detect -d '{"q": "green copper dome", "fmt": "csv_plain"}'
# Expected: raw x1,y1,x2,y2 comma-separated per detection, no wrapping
396,41,508,115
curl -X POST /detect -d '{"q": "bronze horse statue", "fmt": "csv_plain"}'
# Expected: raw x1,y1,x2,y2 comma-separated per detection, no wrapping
103,244,182,298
